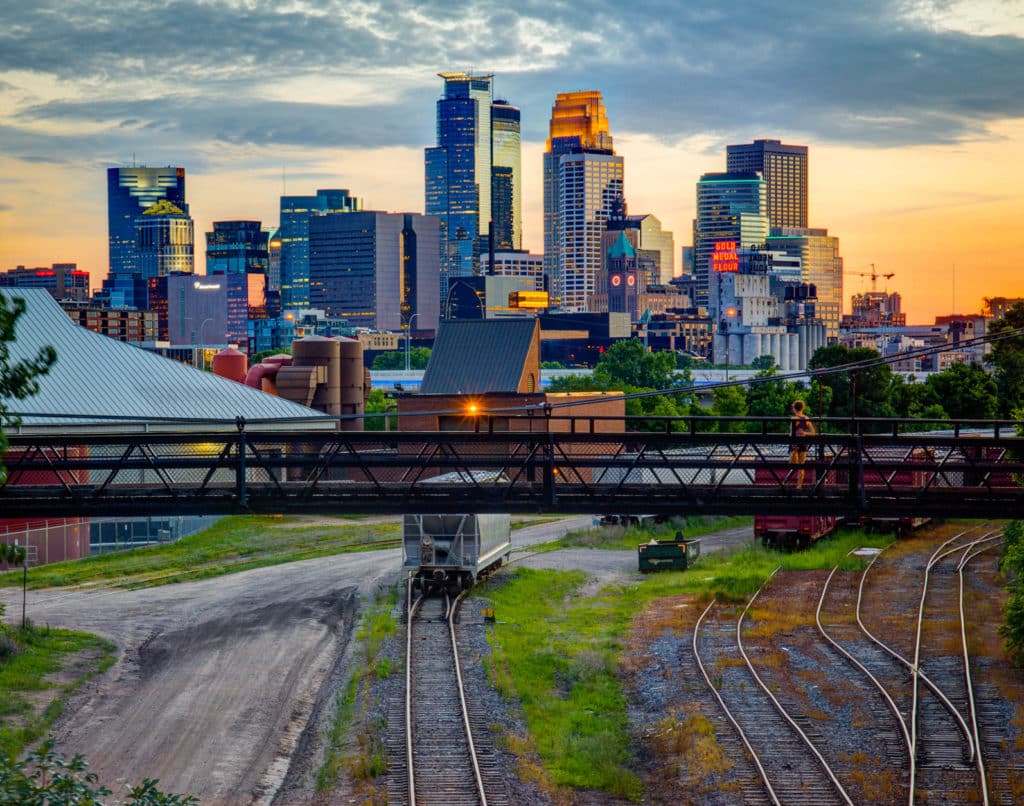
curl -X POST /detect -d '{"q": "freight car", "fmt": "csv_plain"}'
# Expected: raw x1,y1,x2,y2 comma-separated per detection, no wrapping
859,447,935,535
753,465,839,550
403,472,512,595
755,514,839,550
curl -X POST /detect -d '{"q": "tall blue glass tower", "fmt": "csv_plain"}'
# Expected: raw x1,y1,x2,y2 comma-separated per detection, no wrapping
425,72,493,301
279,189,362,309
107,166,187,280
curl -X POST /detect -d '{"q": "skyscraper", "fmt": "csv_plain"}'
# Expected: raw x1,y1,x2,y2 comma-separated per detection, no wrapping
543,91,623,312
425,72,494,300
726,139,808,229
107,166,187,277
205,221,269,275
693,172,769,306
491,99,522,251
136,199,194,280
309,211,440,332
766,227,843,340
279,189,362,309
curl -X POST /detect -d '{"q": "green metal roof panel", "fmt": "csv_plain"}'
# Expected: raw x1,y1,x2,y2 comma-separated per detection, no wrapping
608,231,636,258
2,290,331,426
420,319,537,394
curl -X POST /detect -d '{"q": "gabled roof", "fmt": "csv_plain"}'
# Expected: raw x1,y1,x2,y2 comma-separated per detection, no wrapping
608,230,636,258
2,289,330,429
420,318,539,394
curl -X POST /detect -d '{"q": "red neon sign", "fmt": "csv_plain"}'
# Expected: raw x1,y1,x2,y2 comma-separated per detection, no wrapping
711,240,739,273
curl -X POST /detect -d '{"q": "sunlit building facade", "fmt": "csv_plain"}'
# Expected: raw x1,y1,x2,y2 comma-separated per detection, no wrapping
491,100,522,251
279,189,362,309
766,227,843,340
136,199,194,280
543,91,622,312
425,72,494,301
726,139,808,229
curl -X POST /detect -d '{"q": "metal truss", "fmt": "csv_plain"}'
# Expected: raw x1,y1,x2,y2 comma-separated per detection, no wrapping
2,422,1023,518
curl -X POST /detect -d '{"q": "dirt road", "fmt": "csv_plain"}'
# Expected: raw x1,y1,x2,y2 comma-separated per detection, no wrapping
0,516,595,804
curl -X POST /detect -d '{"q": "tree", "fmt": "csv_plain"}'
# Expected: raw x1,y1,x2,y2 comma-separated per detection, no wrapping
547,340,695,431
249,347,290,365
0,739,196,804
986,302,1024,416
371,348,430,370
744,357,807,432
925,361,997,421
808,344,896,424
1,292,57,482
363,388,397,431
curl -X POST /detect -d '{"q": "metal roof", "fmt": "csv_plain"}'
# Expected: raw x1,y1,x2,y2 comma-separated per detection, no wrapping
420,318,538,395
2,289,332,429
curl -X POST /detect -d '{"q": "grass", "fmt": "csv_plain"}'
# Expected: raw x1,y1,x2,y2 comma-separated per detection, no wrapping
315,586,397,795
0,515,401,591
537,516,753,553
480,524,896,799
0,615,114,760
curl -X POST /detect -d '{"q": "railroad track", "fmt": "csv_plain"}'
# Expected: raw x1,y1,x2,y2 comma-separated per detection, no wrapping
847,526,1001,805
388,581,508,806
694,576,851,806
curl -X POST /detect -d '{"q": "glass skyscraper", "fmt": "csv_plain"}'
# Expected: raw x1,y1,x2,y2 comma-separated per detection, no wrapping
308,211,440,332
205,221,269,275
279,189,362,309
693,172,769,305
425,72,494,300
767,227,843,340
543,91,622,312
135,199,194,280
491,100,522,251
726,139,808,230
107,166,187,277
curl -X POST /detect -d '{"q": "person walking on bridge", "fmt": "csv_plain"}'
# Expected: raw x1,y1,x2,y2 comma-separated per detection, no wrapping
790,399,815,488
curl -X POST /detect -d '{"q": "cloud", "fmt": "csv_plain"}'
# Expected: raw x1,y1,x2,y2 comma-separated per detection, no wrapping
0,0,1022,158
0,202,13,211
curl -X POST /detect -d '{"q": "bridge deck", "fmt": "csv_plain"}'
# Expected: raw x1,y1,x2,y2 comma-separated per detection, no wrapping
2,423,1022,518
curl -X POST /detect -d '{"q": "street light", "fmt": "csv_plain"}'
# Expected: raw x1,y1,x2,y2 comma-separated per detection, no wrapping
404,313,420,372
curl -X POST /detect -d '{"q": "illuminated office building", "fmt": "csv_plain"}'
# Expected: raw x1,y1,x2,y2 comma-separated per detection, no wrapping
425,72,494,299
0,263,90,301
693,172,768,306
766,227,843,340
491,100,522,251
205,221,269,276
107,166,187,277
543,91,623,312
136,199,194,280
726,139,808,229
279,189,362,309
309,211,440,332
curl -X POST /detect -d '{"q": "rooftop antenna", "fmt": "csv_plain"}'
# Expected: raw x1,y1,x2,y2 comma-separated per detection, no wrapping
282,166,286,196
952,263,956,314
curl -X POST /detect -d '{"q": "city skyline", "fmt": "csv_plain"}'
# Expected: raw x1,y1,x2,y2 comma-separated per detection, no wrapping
2,1,1023,323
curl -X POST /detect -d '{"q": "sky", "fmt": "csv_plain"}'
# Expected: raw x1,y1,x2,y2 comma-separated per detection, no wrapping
1,0,1023,324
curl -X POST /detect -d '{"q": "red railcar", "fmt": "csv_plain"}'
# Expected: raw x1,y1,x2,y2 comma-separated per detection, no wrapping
753,465,839,550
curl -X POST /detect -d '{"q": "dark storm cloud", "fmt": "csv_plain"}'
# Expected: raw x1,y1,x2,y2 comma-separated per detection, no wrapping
1,0,1023,153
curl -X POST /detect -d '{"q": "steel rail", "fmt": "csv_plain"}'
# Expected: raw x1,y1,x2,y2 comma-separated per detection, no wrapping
692,598,781,806
957,537,1002,806
405,578,424,806
906,528,1000,802
815,561,913,774
448,590,488,806
855,529,984,800
736,568,855,806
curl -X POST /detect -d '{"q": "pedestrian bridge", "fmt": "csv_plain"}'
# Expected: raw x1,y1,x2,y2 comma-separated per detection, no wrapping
1,416,1022,519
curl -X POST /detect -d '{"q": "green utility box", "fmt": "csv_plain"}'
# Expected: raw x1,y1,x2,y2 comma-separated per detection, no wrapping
638,533,701,573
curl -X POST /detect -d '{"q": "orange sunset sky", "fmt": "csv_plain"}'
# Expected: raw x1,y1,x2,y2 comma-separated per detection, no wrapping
1,0,1023,324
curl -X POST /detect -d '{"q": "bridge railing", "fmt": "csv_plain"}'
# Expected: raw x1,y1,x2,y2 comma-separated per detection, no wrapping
2,417,1023,517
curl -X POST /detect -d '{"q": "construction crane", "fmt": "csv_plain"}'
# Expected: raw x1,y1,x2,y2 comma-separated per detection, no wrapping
850,264,894,292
